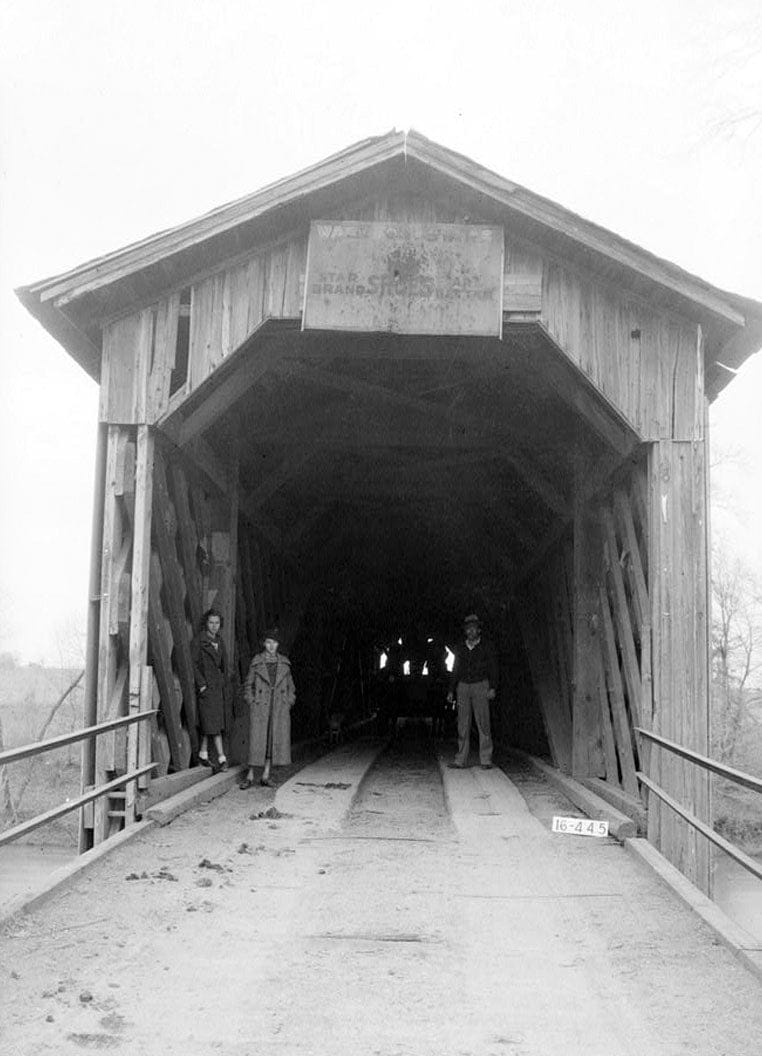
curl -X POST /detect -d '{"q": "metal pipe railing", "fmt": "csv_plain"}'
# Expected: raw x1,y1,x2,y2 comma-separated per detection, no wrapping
0,710,157,767
637,771,762,883
0,762,157,848
636,727,762,795
635,725,762,883
0,710,158,849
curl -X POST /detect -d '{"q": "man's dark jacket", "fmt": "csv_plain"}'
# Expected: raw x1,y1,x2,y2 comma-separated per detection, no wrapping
449,637,498,693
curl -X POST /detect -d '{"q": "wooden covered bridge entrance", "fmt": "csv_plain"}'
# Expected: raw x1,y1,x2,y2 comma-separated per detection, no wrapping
18,130,762,891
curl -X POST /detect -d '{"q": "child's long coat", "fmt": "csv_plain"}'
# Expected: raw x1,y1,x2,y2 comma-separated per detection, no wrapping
243,652,295,766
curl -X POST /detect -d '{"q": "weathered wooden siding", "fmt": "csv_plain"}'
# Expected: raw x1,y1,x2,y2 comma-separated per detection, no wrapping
98,192,550,426
518,456,652,806
542,261,703,441
100,221,696,440
187,239,307,392
646,438,711,891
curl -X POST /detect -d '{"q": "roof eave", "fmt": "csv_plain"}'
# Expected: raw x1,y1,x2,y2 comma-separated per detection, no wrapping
16,287,101,381
16,127,762,390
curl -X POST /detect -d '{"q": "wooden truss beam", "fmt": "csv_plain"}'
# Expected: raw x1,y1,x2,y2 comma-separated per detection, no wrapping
524,328,639,458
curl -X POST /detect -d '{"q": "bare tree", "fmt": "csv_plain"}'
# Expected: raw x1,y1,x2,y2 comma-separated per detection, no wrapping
711,548,762,763
696,5,762,145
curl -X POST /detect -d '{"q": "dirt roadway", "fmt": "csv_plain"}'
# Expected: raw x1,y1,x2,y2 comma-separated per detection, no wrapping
2,734,762,1056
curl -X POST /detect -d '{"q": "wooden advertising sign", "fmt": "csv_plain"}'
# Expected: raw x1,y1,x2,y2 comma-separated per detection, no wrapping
303,222,504,337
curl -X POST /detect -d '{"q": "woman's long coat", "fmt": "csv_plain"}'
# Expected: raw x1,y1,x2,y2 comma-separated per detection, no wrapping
190,632,228,735
244,652,295,766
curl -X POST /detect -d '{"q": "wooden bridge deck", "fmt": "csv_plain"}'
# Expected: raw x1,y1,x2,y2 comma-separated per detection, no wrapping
2,740,761,1055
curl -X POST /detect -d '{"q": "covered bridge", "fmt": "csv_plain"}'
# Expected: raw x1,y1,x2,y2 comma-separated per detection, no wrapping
18,130,762,890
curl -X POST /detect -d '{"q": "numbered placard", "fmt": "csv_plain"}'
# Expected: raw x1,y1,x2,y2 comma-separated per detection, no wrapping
551,816,609,838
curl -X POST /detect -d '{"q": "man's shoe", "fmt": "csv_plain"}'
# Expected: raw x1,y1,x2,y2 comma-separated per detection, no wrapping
480,763,494,770
447,762,465,769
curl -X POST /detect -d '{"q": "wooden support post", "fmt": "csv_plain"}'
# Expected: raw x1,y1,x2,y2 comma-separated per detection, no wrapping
601,504,642,727
147,553,187,770
125,426,154,822
517,581,572,772
573,496,605,778
614,487,649,633
221,461,240,661
152,451,199,753
221,464,240,745
93,428,135,844
595,640,619,784
647,439,711,892
167,461,204,629
235,563,251,677
598,584,639,797
238,526,259,653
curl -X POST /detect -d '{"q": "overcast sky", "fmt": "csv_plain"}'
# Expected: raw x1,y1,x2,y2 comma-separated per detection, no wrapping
1,0,761,663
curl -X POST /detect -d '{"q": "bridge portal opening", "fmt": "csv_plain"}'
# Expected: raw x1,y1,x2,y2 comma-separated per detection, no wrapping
160,319,640,772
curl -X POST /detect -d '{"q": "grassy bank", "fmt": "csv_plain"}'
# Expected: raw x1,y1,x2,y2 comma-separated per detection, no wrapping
714,779,762,857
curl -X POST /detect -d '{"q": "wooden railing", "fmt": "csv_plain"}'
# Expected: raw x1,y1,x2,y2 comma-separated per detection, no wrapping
636,727,762,883
0,711,157,849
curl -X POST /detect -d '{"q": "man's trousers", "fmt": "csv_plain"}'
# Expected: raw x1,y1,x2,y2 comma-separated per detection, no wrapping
454,679,493,766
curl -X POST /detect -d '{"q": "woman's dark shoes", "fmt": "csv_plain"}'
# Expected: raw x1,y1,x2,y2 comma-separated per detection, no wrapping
260,777,274,787
239,777,254,790
219,759,229,771
198,756,212,768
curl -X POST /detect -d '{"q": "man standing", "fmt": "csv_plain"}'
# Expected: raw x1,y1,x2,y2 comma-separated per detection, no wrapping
447,614,498,769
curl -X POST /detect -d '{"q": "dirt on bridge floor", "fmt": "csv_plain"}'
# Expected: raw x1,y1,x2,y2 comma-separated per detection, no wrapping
2,729,762,1056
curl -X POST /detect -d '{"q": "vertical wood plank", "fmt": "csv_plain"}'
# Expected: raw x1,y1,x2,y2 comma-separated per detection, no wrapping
221,461,240,661
147,553,186,770
601,504,642,726
613,487,649,632
94,426,135,843
595,640,619,783
125,426,154,820
147,294,180,421
647,440,711,891
598,584,639,797
266,244,289,317
517,583,573,772
167,462,204,629
238,525,259,652
246,255,267,334
573,495,605,778
152,451,200,750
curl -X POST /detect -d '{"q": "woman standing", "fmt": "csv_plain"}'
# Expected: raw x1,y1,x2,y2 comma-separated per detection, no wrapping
240,627,295,788
190,608,229,772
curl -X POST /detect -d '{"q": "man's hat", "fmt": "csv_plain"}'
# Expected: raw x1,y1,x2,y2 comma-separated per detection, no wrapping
463,613,481,627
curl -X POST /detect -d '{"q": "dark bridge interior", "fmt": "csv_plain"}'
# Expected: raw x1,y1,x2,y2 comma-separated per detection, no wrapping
181,321,636,631
162,318,639,755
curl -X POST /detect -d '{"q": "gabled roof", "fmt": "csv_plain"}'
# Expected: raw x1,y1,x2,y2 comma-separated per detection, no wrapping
17,129,762,395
